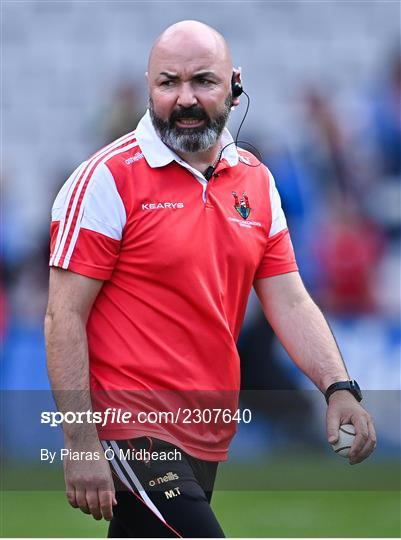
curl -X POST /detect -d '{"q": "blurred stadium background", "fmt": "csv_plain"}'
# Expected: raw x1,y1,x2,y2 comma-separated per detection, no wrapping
1,0,400,537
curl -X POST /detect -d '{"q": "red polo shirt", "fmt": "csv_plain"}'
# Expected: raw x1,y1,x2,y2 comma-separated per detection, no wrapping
49,111,297,460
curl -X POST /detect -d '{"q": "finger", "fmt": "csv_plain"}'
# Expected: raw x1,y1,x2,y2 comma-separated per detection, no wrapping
66,485,78,509
369,419,377,451
349,418,369,464
76,489,91,515
351,419,377,464
326,408,341,444
86,490,102,521
98,488,115,521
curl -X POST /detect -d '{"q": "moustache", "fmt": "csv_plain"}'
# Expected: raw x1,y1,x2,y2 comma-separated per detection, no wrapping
169,107,209,125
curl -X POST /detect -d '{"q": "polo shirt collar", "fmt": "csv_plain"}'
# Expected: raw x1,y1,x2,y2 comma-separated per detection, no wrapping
135,110,239,169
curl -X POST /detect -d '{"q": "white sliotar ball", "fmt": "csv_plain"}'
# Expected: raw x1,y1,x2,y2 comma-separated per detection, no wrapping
331,424,356,457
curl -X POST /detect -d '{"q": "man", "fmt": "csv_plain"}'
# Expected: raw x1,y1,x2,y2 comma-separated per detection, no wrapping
45,20,376,538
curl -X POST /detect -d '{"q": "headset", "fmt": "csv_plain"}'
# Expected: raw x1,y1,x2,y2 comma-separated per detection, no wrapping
231,73,243,100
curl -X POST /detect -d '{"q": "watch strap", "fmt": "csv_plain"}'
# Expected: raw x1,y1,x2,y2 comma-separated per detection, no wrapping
325,380,362,404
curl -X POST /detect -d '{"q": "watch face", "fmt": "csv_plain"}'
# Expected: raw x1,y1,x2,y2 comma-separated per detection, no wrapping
350,380,362,401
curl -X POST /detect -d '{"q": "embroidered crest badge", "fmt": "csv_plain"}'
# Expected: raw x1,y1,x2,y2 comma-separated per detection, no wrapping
232,191,251,220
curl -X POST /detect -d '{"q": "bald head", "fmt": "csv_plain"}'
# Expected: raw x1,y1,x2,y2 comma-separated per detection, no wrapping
148,20,233,81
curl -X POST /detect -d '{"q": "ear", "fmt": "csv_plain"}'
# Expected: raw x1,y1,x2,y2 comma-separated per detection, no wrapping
231,67,243,108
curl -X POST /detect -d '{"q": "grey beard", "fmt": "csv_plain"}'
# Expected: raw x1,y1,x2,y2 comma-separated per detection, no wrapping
149,95,232,154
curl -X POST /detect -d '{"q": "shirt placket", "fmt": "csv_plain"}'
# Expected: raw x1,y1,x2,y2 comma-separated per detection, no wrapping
175,158,231,205
175,159,209,203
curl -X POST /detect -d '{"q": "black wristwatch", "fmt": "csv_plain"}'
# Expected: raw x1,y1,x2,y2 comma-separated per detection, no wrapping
324,380,362,404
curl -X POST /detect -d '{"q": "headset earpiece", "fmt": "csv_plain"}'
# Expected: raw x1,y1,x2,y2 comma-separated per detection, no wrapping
231,73,243,99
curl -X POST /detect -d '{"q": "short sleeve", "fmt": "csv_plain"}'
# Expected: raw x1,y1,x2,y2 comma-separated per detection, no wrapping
49,161,126,280
254,169,298,280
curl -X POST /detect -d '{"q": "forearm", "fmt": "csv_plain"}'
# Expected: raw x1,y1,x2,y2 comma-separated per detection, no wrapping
271,295,348,390
45,310,98,444
255,274,349,392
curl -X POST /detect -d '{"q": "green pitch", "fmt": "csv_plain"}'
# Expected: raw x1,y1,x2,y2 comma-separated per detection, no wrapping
1,490,400,537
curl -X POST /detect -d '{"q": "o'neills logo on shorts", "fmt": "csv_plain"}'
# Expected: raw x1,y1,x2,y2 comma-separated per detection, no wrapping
149,472,179,487
141,202,185,210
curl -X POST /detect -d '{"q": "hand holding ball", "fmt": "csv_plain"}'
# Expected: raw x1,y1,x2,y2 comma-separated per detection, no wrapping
331,424,355,457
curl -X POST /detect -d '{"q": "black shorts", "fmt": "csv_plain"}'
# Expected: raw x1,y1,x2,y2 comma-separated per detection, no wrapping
101,437,225,538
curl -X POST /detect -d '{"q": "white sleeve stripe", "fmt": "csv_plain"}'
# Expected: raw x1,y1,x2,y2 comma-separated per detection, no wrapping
62,142,138,268
50,132,137,265
79,162,126,240
79,215,123,238
267,168,287,238
50,135,137,267
50,160,87,261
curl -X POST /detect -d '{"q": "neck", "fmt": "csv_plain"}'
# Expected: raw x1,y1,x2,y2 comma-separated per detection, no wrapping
174,141,222,175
